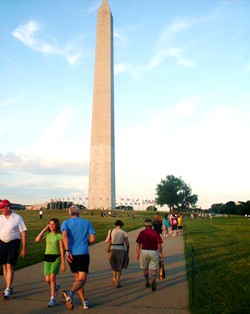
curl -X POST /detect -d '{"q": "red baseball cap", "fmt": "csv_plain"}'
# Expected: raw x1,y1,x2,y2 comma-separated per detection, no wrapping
0,199,11,209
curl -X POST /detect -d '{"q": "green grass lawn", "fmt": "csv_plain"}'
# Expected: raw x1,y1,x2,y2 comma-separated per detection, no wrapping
184,216,250,314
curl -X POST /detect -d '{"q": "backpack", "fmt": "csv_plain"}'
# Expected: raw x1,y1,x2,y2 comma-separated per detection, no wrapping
172,216,178,226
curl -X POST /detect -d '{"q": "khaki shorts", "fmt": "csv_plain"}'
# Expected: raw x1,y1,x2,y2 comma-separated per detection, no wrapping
140,249,159,270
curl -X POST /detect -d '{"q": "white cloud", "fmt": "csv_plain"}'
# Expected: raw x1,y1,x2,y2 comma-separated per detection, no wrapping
12,20,82,66
0,152,87,176
148,47,194,70
114,62,142,80
86,1,102,14
159,19,195,44
67,52,82,66
12,20,62,54
114,30,129,49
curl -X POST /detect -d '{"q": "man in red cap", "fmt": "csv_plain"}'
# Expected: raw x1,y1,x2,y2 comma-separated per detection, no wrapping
0,199,27,299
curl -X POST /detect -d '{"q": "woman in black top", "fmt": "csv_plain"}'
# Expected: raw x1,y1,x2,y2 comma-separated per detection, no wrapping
153,213,163,235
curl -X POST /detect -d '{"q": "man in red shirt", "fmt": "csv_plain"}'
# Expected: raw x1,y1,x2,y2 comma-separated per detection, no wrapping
136,218,163,291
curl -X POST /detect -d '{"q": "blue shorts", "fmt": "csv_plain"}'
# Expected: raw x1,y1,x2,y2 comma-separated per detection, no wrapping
68,254,89,273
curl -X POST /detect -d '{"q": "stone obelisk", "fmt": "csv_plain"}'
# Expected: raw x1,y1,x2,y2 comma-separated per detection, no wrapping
88,0,115,209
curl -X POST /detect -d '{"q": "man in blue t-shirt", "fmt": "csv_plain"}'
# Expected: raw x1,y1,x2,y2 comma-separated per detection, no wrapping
61,205,96,310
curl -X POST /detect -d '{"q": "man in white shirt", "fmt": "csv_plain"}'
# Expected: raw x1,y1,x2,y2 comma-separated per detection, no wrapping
0,199,27,299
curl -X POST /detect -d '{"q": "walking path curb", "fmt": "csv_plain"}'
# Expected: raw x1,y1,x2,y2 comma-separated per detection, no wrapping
0,228,190,313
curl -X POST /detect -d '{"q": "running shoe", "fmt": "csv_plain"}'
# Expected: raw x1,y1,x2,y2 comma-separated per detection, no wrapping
62,290,74,310
82,300,91,310
3,288,11,299
48,297,57,307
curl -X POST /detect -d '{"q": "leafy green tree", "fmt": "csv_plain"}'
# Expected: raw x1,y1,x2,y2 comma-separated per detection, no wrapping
222,201,237,214
210,203,224,213
146,205,157,211
155,175,198,211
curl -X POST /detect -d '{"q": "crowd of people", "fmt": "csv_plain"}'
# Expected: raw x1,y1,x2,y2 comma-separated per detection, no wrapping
0,199,183,311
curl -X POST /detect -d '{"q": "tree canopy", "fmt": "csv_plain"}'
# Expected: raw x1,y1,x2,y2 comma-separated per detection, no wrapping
155,175,198,211
210,201,250,216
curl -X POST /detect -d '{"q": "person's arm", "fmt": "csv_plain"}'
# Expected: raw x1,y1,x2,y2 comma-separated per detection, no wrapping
20,231,27,258
89,234,96,245
136,242,141,260
59,239,66,272
62,229,73,262
158,243,163,260
35,225,49,242
124,237,129,250
105,230,111,243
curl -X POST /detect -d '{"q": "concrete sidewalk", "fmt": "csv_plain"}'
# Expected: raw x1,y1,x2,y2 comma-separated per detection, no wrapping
0,229,189,314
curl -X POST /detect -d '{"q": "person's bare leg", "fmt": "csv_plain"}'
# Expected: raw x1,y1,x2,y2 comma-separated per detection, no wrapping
115,271,122,287
112,271,117,283
143,269,150,287
50,274,56,297
3,264,14,289
151,269,157,291
71,272,87,302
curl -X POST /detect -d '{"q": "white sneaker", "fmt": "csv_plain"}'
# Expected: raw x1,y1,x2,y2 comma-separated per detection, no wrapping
82,300,91,310
48,297,57,307
3,288,11,299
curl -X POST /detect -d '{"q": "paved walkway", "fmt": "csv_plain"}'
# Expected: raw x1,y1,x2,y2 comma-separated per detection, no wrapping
0,229,189,313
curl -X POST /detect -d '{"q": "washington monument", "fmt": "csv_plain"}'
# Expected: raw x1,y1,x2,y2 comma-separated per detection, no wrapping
88,0,115,209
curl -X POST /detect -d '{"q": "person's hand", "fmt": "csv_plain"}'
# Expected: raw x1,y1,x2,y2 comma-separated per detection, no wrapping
20,248,27,258
66,251,73,263
61,263,66,272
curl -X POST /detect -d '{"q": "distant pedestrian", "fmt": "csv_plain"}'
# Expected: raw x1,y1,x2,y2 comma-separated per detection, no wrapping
35,218,66,307
152,212,163,236
105,220,129,288
0,199,27,299
177,213,183,236
171,213,178,237
163,214,170,237
61,205,96,310
39,209,43,220
136,219,163,291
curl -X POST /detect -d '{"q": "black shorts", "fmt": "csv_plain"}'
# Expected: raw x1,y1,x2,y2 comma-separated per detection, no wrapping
0,239,21,265
68,254,90,273
172,225,178,231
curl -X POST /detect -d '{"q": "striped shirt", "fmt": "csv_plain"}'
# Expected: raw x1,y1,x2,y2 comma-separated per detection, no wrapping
0,212,27,242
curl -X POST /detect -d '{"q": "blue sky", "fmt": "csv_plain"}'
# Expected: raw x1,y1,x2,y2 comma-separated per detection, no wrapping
1,0,250,209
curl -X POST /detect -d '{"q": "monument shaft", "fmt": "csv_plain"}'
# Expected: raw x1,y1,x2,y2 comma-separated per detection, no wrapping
88,0,115,209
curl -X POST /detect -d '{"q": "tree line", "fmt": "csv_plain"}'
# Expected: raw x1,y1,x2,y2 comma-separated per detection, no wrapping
210,201,250,216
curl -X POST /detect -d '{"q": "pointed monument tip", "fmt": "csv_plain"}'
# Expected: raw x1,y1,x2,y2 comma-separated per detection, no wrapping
99,0,111,13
